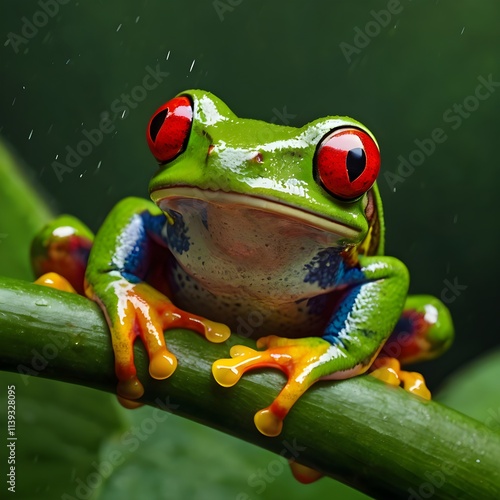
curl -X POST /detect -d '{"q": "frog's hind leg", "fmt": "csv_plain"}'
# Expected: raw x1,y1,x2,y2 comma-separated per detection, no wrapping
31,215,94,295
370,295,454,399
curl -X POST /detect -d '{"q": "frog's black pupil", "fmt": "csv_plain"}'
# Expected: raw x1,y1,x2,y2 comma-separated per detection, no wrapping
150,108,168,142
346,148,366,182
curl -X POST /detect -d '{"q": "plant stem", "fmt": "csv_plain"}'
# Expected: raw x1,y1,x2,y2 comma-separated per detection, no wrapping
0,275,499,499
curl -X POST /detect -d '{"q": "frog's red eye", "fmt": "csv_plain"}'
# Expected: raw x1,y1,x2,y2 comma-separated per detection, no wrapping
315,127,380,201
147,96,193,164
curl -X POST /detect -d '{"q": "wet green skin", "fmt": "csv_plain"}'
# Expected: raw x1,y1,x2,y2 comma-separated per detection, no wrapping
32,90,453,434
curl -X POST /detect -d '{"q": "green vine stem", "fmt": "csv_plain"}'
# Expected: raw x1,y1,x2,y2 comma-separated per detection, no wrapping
0,275,499,499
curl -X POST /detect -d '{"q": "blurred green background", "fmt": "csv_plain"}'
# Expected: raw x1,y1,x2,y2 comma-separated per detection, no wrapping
0,0,499,498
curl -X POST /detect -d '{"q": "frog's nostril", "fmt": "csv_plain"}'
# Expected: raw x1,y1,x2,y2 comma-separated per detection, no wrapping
149,109,168,142
253,152,264,163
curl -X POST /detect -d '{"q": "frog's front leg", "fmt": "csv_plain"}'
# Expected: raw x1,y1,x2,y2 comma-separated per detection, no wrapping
86,197,230,405
212,255,409,437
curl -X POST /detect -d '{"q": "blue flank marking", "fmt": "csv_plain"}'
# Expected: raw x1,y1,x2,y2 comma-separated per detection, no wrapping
117,210,168,280
144,210,166,237
163,211,190,254
304,248,343,289
393,316,414,335
121,271,141,284
303,247,366,290
303,247,369,346
117,213,151,280
322,284,362,345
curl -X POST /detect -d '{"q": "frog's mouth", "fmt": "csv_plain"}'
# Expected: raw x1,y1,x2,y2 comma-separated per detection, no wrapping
151,186,361,240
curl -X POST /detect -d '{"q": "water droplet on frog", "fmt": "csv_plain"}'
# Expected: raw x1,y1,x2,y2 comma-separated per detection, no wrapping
35,299,48,307
476,459,481,463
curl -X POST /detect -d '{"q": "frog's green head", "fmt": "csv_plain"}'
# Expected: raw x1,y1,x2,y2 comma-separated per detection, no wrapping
147,89,384,253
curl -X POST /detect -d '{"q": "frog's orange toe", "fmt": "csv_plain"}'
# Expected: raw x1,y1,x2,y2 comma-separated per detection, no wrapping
212,359,243,387
117,375,144,401
34,272,77,294
149,350,177,380
400,371,431,400
212,344,262,386
254,408,283,437
370,357,431,400
370,360,400,387
117,396,144,409
289,462,323,484
230,345,257,357
203,319,231,343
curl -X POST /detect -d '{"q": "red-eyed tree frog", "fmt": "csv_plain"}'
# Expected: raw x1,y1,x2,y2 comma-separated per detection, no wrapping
32,90,454,446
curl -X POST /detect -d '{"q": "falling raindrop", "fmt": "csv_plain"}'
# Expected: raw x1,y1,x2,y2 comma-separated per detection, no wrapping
189,59,196,72
116,24,122,32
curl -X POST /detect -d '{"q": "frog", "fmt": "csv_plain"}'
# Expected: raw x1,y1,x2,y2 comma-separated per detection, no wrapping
31,89,454,444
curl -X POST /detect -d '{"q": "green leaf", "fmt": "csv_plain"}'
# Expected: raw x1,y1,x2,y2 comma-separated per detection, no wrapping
98,408,368,500
0,139,53,280
0,138,126,499
437,349,500,432
0,373,126,499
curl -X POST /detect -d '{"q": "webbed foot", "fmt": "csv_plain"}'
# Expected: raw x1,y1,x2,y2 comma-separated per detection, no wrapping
91,280,231,405
213,335,335,436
